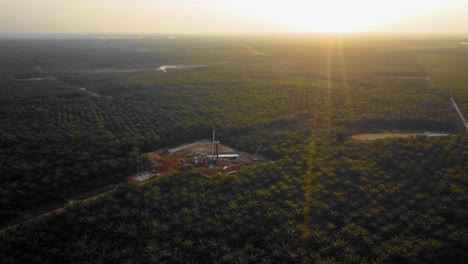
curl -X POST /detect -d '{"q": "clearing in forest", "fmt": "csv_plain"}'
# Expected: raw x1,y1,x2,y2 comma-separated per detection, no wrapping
352,132,449,141
128,140,267,183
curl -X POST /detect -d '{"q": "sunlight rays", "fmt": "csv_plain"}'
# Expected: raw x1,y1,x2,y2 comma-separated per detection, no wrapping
324,36,334,131
228,0,463,33
337,39,352,111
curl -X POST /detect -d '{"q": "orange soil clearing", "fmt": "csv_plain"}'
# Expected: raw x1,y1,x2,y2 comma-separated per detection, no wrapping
127,141,260,184
351,133,417,140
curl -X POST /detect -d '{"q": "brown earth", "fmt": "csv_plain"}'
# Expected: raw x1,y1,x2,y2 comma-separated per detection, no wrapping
128,141,262,184
351,132,417,140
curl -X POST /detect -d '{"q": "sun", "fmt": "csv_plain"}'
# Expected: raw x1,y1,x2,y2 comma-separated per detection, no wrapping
228,0,452,33
264,1,382,33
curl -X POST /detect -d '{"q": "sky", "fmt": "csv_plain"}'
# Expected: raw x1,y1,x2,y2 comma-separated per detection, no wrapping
0,0,468,34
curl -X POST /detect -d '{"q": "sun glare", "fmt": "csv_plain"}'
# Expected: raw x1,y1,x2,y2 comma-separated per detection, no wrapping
229,0,455,33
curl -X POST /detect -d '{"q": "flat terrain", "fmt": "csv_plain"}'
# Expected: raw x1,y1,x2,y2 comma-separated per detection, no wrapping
352,132,449,140
0,35,467,263
352,132,417,140
129,140,264,184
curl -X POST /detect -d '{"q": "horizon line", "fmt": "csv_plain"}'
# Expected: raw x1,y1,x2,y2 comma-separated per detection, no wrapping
1,31,468,37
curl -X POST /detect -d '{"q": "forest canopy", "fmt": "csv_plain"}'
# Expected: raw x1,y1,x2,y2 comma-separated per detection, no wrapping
0,35,467,263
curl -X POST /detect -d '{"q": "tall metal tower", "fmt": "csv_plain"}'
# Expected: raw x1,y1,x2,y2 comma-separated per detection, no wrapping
211,128,220,164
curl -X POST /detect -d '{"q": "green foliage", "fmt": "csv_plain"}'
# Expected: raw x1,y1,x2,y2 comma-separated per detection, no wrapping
0,35,467,262
1,164,304,263
302,134,468,263
1,134,466,263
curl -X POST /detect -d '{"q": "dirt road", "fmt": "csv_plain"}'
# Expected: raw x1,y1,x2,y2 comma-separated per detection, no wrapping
451,97,468,132
0,185,118,233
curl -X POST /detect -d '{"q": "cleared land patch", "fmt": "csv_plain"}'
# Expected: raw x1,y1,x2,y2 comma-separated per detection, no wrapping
352,132,449,140
128,140,267,183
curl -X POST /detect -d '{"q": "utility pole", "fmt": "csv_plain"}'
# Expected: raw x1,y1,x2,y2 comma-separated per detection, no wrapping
212,128,215,164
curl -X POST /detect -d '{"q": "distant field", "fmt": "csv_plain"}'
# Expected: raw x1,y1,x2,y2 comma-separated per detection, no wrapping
352,132,449,140
352,132,416,140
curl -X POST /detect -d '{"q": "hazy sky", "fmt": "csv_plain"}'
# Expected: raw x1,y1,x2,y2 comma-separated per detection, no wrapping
1,0,468,34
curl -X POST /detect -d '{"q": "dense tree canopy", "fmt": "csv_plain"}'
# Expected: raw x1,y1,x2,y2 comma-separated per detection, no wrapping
0,35,467,262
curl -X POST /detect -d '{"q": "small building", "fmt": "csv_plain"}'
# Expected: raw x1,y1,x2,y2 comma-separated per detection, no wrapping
207,154,239,159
